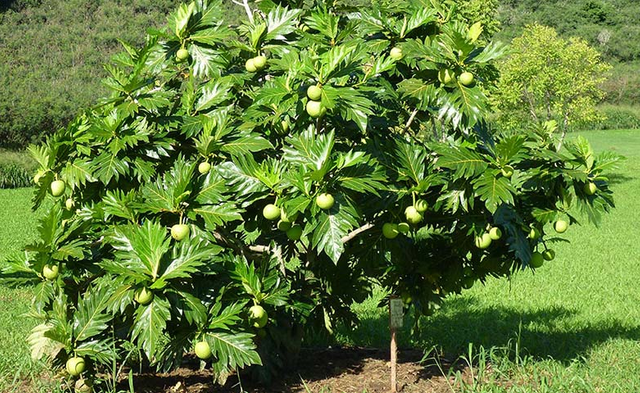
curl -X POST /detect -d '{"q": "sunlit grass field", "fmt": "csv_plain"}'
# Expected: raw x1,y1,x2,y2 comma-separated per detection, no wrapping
1,129,639,392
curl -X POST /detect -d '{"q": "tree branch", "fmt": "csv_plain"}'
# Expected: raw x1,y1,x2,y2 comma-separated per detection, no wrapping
341,223,375,243
232,0,254,24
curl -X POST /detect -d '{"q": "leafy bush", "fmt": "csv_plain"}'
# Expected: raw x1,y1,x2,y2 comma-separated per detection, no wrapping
1,0,619,390
0,163,31,189
587,105,640,130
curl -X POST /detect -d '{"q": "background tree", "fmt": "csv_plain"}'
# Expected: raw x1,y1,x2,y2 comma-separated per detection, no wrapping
493,24,610,142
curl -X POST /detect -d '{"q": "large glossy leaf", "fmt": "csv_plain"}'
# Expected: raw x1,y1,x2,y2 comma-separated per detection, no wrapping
131,296,171,360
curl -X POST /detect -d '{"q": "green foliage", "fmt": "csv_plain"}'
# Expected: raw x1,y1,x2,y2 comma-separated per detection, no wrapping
493,24,611,137
0,0,619,388
0,0,182,148
497,0,640,63
586,105,640,131
0,163,31,189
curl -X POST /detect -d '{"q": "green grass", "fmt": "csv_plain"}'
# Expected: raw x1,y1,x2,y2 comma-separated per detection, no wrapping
1,130,639,392
0,188,56,392
337,129,640,392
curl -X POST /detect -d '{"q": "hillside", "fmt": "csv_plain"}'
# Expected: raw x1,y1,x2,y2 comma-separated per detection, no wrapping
0,0,638,148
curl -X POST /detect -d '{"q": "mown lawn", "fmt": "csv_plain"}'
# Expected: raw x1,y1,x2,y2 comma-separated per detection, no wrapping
339,129,640,392
1,129,639,392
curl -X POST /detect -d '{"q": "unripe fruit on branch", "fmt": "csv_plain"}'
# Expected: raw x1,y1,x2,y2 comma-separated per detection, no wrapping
404,206,423,224
316,193,335,210
542,249,555,261
66,357,86,377
171,224,190,241
286,225,303,240
51,180,65,197
306,100,325,118
530,252,544,268
198,162,211,174
397,222,410,234
584,182,597,195
414,199,428,213
474,233,492,249
390,47,403,60
176,48,189,62
253,55,267,70
262,204,281,220
134,287,154,305
382,223,399,239
249,305,268,328
43,264,59,280
307,85,323,101
459,72,474,86
489,227,502,240
195,341,212,360
245,58,257,73
554,219,569,233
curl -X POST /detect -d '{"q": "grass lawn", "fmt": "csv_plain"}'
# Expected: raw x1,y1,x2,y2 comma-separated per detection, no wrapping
1,129,639,392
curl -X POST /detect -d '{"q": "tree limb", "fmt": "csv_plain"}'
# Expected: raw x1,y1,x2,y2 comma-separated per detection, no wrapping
341,223,375,243
232,0,254,24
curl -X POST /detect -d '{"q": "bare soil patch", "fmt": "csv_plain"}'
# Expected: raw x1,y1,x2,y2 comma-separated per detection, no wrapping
119,347,469,393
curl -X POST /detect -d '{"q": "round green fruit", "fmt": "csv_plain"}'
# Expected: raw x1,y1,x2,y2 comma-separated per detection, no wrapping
42,264,59,280
530,252,544,268
459,72,474,86
134,287,154,306
489,227,502,240
65,198,75,210
75,379,93,393
397,222,410,234
253,55,267,70
198,162,211,174
414,199,428,213
66,356,86,377
389,46,403,60
528,227,541,240
286,225,303,240
554,219,569,234
277,220,292,232
195,341,212,360
306,100,325,118
584,182,597,195
50,180,66,197
176,48,189,62
262,204,281,220
171,224,190,241
382,223,399,239
316,193,335,210
245,58,257,73
542,249,556,261
404,206,423,225
462,276,475,289
438,69,455,86
474,233,492,250
501,165,514,178
307,85,323,101
249,305,268,328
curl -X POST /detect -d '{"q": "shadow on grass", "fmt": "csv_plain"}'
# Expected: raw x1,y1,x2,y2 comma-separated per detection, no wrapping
336,296,640,364
607,172,636,186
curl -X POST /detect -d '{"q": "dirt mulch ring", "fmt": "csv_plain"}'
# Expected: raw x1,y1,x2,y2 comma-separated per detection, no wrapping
122,348,473,393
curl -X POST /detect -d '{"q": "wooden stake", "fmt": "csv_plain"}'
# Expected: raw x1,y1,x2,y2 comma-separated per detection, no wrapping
389,297,403,393
390,326,397,393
